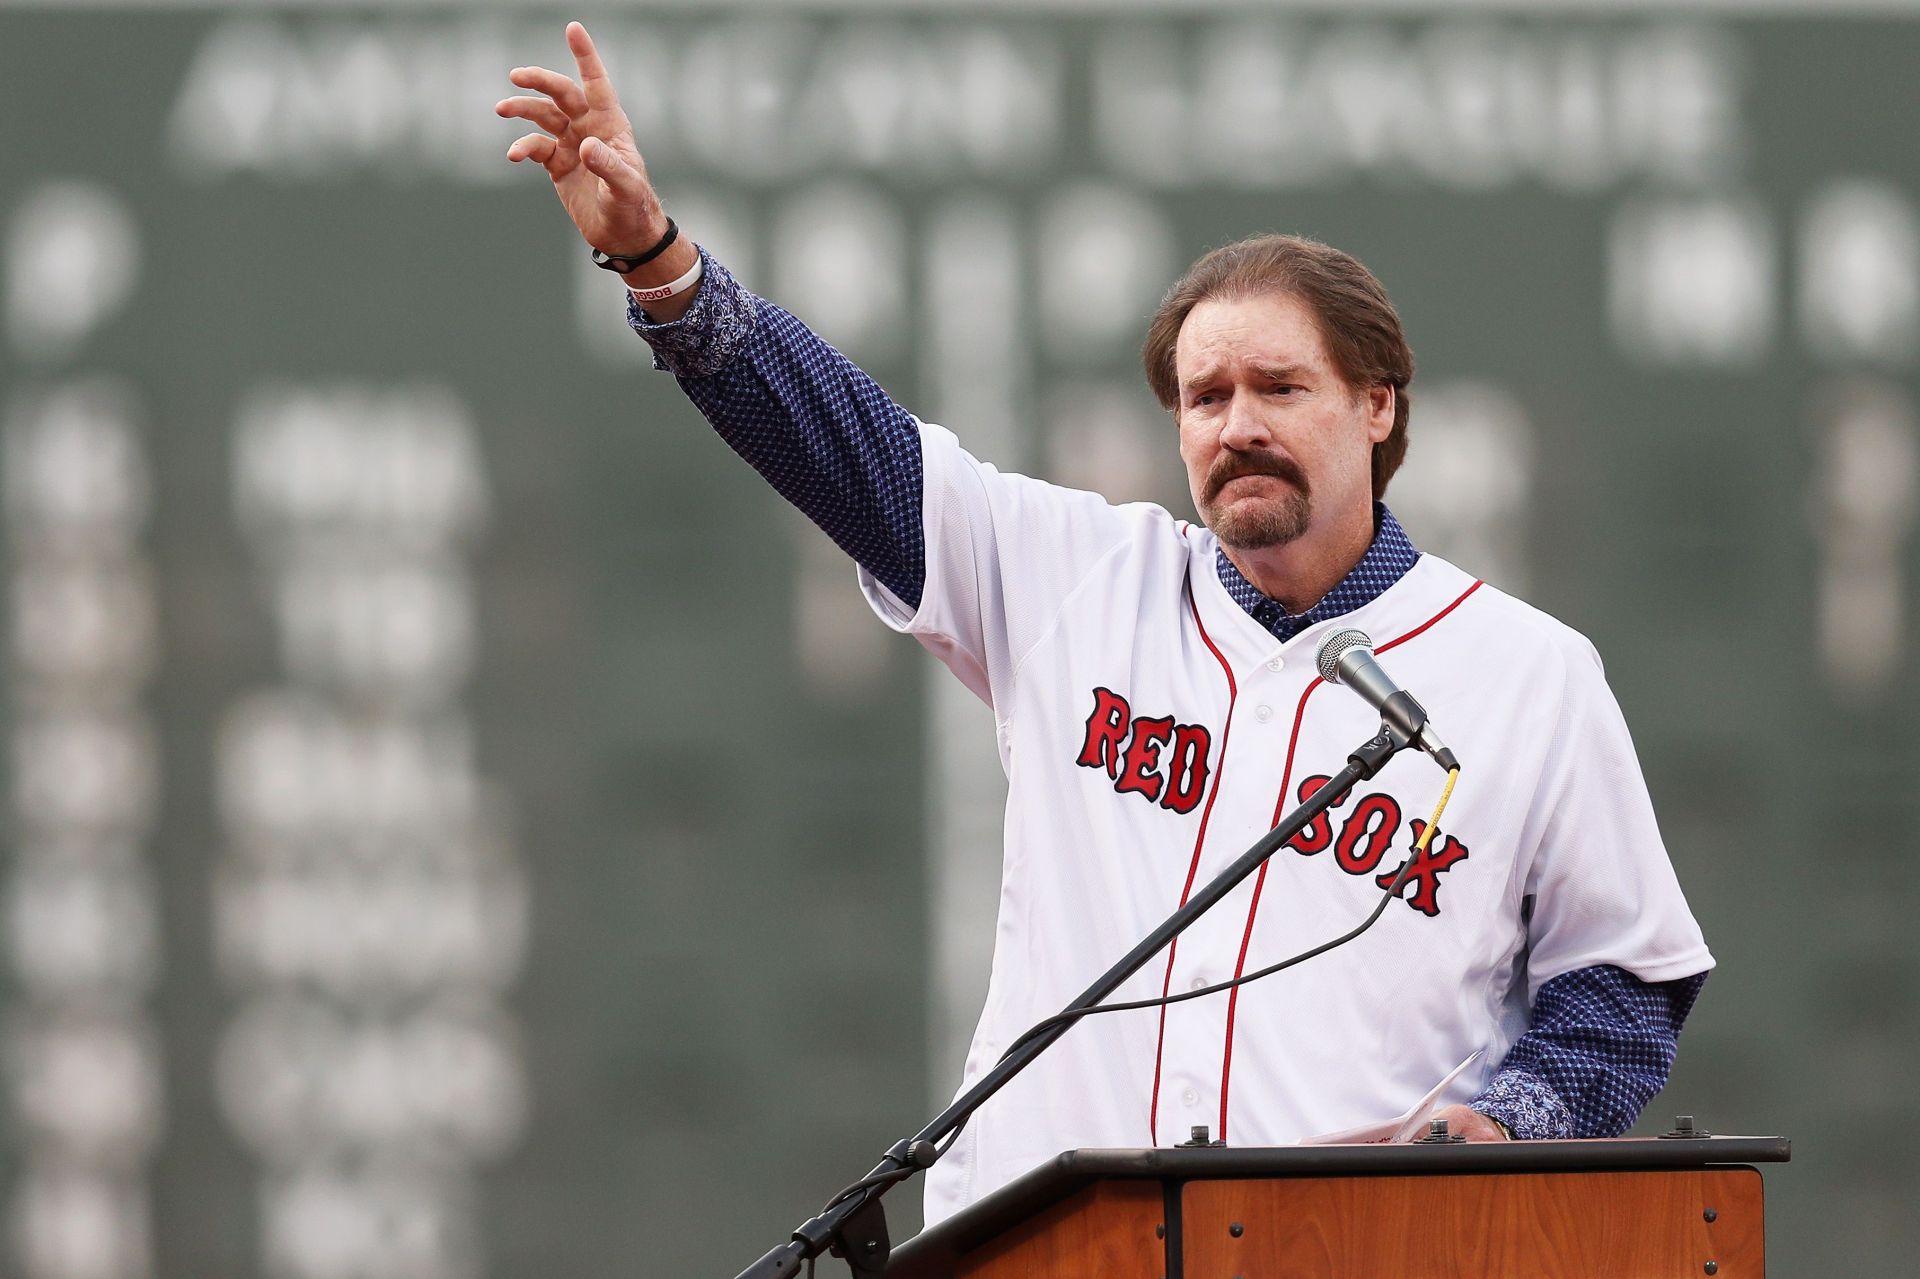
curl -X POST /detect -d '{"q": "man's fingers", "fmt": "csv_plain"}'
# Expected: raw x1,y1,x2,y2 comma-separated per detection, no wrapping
578,136,644,198
1418,1104,1507,1143
495,95,571,138
505,132,559,166
507,65,588,119
566,21,619,113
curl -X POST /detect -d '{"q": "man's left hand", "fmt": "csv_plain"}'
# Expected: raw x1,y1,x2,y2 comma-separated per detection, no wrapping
1419,1104,1509,1142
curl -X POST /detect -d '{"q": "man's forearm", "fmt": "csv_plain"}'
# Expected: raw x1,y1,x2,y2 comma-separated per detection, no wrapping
1470,965,1709,1139
627,249,928,607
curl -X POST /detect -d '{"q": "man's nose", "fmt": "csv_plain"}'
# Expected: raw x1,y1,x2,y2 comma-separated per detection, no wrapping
1218,392,1273,450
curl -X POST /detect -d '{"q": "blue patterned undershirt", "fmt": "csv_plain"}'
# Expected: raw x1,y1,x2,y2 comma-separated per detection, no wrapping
1218,505,1420,641
626,248,1708,1140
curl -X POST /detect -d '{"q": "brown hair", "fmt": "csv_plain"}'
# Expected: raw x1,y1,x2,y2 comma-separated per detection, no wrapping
1142,234,1414,501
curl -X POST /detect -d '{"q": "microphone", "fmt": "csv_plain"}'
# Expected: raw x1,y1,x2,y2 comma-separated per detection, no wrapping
1315,629,1460,772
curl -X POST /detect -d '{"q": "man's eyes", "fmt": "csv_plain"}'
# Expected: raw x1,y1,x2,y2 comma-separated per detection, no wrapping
1188,384,1299,407
1188,378,1306,406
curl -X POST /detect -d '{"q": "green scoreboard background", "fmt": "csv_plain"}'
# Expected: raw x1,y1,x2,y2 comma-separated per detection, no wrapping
1,2,1915,1276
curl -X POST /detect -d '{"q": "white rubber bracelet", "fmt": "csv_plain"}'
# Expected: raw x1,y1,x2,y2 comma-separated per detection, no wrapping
628,255,704,303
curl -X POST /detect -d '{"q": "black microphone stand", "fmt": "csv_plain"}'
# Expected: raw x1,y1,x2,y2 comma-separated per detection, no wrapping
732,717,1421,1279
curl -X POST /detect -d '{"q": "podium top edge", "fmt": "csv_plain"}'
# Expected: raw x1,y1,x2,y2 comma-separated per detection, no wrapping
1069,1134,1792,1169
1056,1134,1792,1175
885,1136,1790,1276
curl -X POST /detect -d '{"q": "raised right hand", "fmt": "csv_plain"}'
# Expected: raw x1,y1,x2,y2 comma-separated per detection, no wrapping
497,21,665,260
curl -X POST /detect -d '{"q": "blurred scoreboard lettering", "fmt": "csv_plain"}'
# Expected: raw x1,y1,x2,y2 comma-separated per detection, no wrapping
1,3,1915,1278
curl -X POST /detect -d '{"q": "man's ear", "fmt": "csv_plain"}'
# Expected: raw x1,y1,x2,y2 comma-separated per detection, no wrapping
1366,384,1395,444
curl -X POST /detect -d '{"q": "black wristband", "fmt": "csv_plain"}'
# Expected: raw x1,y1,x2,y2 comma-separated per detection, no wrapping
591,218,679,273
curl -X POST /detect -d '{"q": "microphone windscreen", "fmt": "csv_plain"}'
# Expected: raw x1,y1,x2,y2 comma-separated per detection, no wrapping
1315,629,1373,684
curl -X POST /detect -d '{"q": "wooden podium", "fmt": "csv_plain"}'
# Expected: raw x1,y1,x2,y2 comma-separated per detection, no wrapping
883,1136,1788,1278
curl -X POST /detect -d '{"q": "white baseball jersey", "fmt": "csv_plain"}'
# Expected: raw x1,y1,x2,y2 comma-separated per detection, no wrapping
860,422,1714,1225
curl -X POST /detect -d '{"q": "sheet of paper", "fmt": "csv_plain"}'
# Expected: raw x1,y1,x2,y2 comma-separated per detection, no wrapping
1297,1050,1485,1145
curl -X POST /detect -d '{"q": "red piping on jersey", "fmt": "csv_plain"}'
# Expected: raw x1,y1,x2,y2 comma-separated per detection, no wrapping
1148,565,1238,1145
1216,579,1484,1141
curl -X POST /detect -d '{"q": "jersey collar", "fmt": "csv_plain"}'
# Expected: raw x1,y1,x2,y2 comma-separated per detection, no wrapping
1214,503,1420,642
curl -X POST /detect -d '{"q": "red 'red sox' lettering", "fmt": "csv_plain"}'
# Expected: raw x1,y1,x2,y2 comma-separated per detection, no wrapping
1079,698,1467,915
1074,687,1212,815
1289,774,1470,918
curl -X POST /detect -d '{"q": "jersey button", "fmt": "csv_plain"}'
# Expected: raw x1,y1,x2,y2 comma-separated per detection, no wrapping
1266,657,1283,672
1181,1087,1200,1108
1254,704,1273,722
1189,976,1207,992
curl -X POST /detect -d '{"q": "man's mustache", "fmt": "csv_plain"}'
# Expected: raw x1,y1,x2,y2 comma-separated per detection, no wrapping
1206,452,1309,502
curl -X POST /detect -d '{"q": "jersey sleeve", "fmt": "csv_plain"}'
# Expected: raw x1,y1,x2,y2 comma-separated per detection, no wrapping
857,421,1147,716
1516,635,1715,995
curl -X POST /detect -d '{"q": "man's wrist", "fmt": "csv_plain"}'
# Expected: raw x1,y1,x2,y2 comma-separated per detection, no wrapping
619,234,699,290
621,237,704,321
592,216,679,274
628,255,703,304
1467,1067,1574,1141
624,248,758,378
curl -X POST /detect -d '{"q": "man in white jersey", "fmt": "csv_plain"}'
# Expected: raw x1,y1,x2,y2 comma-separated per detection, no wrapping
499,22,1715,1226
